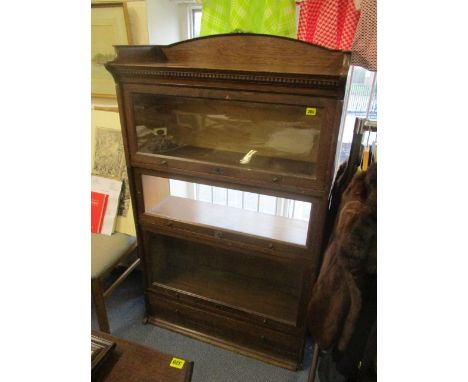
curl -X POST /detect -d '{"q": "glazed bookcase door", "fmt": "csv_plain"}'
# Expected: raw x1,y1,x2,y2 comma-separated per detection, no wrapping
132,93,322,176
122,84,338,195
144,231,304,326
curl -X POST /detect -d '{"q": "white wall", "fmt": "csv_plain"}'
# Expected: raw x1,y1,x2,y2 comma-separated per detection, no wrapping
177,3,191,40
127,0,150,44
147,0,191,44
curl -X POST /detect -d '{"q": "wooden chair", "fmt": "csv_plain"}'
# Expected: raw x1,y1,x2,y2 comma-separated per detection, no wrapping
91,232,140,333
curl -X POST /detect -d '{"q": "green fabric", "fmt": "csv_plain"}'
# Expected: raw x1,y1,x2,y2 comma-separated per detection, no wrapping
200,0,296,38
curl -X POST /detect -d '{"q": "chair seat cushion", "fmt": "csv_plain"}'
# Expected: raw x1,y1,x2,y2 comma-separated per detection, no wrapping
92,233,137,279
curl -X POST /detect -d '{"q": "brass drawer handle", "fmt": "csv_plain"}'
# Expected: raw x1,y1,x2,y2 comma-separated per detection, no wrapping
213,167,224,175
272,176,279,183
214,231,223,239
160,160,168,165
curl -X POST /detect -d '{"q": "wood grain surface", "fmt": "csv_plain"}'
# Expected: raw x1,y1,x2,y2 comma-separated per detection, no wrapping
146,195,309,246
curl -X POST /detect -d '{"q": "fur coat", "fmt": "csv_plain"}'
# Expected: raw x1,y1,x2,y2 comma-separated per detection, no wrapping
307,163,377,352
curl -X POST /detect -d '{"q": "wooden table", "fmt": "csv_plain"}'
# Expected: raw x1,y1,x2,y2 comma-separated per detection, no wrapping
92,330,194,382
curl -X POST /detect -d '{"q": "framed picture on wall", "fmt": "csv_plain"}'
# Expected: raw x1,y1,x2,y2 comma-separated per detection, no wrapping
91,2,132,98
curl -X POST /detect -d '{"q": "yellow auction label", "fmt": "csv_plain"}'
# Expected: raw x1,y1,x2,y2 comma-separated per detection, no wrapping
306,107,317,116
170,357,185,369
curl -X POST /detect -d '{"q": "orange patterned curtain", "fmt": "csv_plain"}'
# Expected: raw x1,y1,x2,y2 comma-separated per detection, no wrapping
297,0,360,50
350,0,377,71
297,0,376,71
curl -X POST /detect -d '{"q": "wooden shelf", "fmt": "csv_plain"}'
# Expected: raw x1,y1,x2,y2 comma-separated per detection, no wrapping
138,145,317,177
146,196,309,246
158,265,300,325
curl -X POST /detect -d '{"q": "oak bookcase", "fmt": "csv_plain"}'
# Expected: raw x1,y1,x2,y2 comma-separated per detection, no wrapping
106,34,350,370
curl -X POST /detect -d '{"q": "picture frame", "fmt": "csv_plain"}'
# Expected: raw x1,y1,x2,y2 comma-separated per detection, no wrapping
91,334,116,373
91,2,132,98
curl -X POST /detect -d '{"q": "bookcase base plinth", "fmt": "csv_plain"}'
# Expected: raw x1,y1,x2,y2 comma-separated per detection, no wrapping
146,315,303,371
145,291,305,371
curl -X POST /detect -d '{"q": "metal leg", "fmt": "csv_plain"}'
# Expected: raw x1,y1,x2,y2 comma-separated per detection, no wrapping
103,258,141,298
